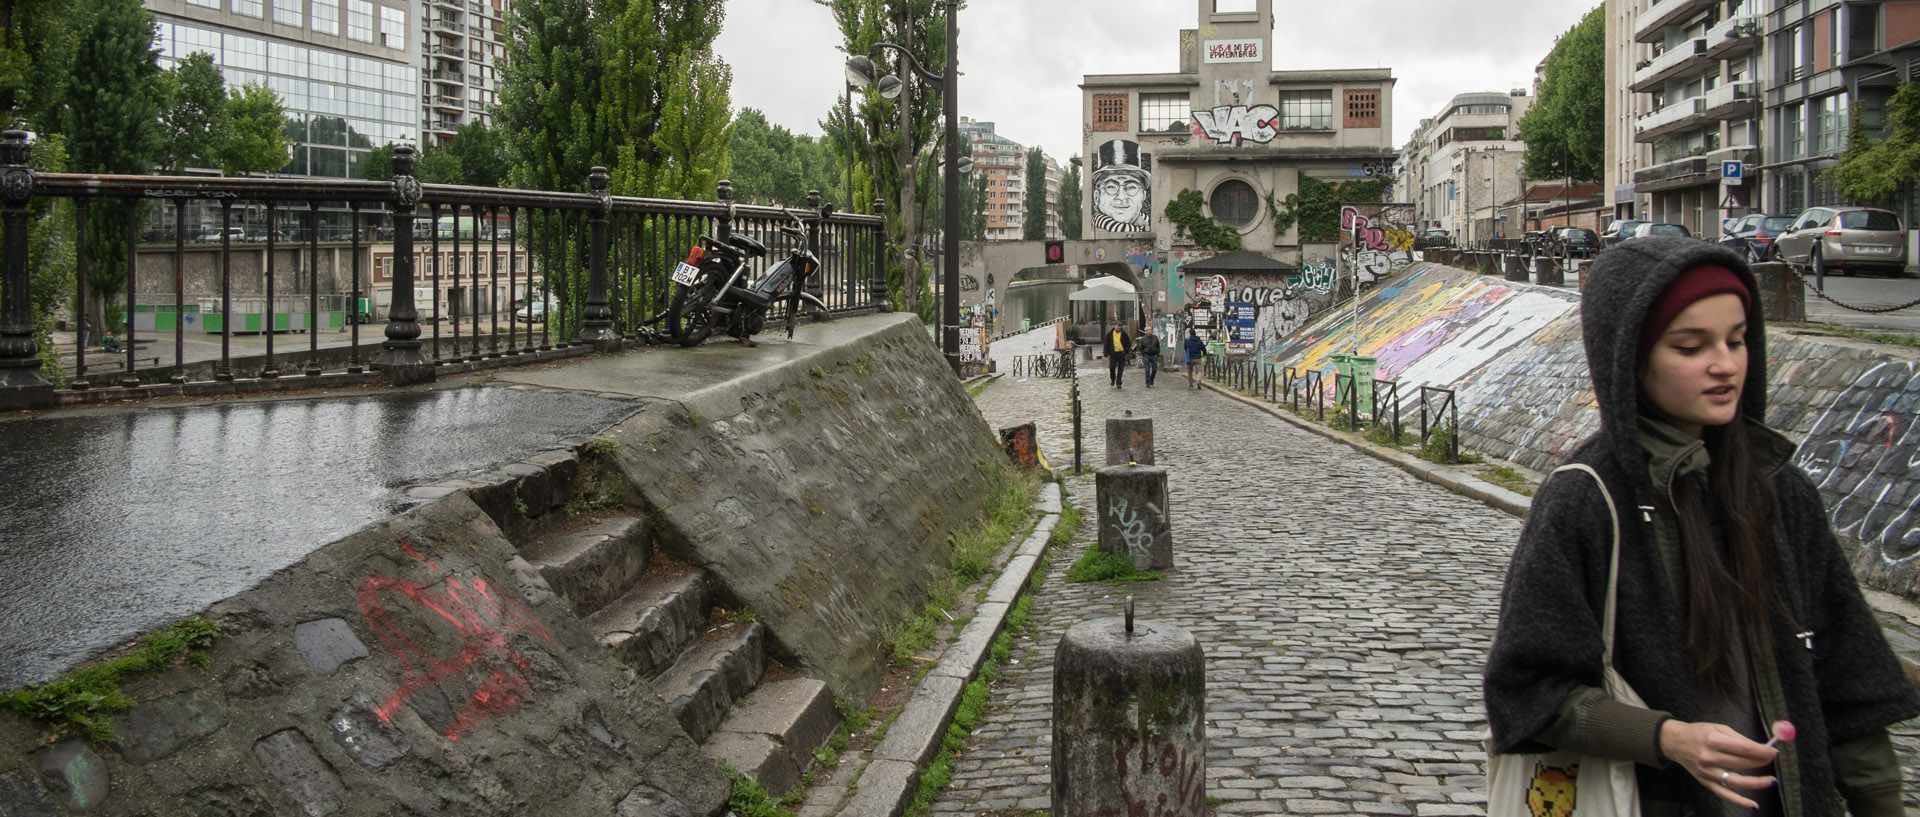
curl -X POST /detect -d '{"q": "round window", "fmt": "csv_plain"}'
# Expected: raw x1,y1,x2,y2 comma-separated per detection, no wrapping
1209,179,1259,227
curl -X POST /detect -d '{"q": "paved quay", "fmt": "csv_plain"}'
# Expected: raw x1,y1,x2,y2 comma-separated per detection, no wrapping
952,331,1920,815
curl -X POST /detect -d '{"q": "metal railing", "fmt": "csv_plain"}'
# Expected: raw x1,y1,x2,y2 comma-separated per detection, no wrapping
1419,386,1460,464
0,136,887,408
1371,378,1401,445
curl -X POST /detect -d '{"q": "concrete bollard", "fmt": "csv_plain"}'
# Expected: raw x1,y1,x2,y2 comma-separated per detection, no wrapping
1751,261,1805,323
1503,253,1530,282
1104,413,1154,466
1096,464,1171,570
1053,599,1207,817
1535,256,1565,288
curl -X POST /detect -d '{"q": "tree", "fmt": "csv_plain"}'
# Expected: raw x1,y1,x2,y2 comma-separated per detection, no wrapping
415,144,464,183
957,166,986,240
449,120,506,187
360,143,397,180
730,108,842,206
1516,4,1603,181
1059,161,1082,240
215,83,288,176
1022,147,1048,240
157,51,225,173
0,0,81,129
63,0,165,332
647,47,732,200
1823,81,1920,205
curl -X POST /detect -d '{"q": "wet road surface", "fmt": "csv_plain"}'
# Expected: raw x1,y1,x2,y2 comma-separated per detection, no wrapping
0,387,637,687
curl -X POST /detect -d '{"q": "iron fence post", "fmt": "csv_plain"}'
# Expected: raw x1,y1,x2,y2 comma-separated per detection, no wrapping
0,130,50,408
870,199,890,311
577,165,618,350
372,146,433,384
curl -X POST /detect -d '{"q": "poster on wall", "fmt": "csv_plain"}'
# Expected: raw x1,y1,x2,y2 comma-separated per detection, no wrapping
1186,304,1216,331
1092,139,1151,233
1226,302,1257,348
959,327,984,363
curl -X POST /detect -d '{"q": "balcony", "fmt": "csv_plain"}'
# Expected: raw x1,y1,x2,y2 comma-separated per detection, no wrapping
430,119,460,134
468,2,486,14
1634,0,1715,42
429,69,465,83
1635,97,1706,141
431,95,463,112
1631,37,1709,92
428,42,464,57
1705,14,1760,58
469,24,488,37
1702,81,1759,120
430,17,464,34
1632,156,1715,192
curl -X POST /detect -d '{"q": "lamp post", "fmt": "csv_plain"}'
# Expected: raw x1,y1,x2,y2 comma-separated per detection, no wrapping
846,0,970,375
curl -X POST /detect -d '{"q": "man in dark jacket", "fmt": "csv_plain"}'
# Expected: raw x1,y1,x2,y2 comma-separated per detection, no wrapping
1484,236,1918,816
1138,326,1162,387
1105,325,1131,388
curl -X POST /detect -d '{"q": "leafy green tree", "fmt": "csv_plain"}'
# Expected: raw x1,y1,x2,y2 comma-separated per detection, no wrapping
415,144,464,183
1516,4,1603,181
730,108,842,206
360,143,397,180
449,120,506,187
0,0,80,129
1822,81,1920,205
1059,161,1082,240
648,47,731,200
157,51,225,173
1165,189,1241,251
63,0,165,332
957,166,986,240
214,83,287,176
1022,147,1048,240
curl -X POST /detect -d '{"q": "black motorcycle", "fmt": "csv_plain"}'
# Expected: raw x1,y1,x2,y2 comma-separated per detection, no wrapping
664,203,831,348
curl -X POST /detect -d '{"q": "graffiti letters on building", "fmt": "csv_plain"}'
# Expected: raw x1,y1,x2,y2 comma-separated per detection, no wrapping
1340,204,1417,289
1092,139,1151,233
1191,105,1281,146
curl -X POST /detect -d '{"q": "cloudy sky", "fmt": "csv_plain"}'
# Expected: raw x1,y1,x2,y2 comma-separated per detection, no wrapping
713,0,1600,163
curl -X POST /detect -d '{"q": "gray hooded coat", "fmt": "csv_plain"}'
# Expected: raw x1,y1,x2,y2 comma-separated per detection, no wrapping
1482,236,1919,815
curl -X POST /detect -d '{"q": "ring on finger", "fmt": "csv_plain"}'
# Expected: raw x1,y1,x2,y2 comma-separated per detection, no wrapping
1720,770,1731,785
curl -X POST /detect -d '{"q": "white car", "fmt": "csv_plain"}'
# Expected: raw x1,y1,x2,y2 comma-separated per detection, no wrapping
513,299,551,322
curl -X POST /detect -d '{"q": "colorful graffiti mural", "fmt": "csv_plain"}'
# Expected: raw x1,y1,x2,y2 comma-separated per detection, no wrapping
1093,140,1151,233
1339,204,1418,290
1191,105,1280,146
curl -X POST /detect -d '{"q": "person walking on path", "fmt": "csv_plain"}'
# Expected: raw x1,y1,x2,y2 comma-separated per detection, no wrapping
1182,329,1206,389
1484,236,1920,816
1105,324,1132,388
1138,326,1161,387
79,316,92,349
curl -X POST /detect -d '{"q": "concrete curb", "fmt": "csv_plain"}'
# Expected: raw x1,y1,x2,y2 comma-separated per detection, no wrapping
1197,379,1920,687
838,480,1062,817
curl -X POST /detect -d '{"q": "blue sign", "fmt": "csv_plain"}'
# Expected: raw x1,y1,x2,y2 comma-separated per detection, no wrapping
1721,160,1743,180
1226,302,1256,347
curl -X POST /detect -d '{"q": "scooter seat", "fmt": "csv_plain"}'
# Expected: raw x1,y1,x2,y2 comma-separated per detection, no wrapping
727,235,768,258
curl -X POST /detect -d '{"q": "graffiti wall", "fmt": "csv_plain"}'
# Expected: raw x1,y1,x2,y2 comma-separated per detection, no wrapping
1192,104,1280,146
1339,203,1418,291
1172,249,1361,359
1252,258,1920,597
1092,139,1151,233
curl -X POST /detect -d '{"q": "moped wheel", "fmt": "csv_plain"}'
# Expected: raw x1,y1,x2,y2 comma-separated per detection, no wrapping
666,280,718,347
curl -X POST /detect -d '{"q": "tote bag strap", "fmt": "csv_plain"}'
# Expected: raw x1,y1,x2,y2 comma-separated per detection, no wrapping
1550,464,1624,667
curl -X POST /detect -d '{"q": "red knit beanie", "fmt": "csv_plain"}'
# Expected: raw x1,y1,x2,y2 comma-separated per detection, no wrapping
1637,264,1751,365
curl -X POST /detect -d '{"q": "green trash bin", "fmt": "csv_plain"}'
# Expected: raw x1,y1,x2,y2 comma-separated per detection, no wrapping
1331,353,1378,416
1022,318,1031,332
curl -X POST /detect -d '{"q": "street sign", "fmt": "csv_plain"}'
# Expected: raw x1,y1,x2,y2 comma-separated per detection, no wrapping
1721,160,1743,180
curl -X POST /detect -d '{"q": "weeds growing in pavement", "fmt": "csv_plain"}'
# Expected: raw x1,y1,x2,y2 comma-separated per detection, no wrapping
1,617,223,742
1065,548,1162,584
1480,465,1536,497
884,463,1038,663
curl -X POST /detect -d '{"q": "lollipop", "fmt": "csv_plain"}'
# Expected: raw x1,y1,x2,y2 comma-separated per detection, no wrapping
1762,720,1796,749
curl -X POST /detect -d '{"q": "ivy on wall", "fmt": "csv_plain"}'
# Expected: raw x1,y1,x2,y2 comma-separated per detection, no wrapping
1164,189,1242,251
1266,173,1390,243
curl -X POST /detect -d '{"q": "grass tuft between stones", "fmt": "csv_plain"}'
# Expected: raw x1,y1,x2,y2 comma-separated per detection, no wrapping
0,616,223,742
1065,548,1162,584
902,592,1036,817
884,463,1037,663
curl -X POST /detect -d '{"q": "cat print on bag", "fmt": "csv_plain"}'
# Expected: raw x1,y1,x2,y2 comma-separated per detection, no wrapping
1527,762,1578,817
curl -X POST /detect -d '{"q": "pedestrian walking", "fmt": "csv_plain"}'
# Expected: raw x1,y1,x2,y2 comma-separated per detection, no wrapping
1182,328,1205,389
1104,324,1131,388
1484,237,1919,816
79,315,92,349
1138,326,1161,387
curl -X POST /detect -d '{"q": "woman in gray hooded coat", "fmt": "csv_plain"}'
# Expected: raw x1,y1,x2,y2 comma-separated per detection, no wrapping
1483,236,1918,816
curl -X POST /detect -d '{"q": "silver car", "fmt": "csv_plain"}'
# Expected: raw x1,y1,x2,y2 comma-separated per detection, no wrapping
1772,206,1908,277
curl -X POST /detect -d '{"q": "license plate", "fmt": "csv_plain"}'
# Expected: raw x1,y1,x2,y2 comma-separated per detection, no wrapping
672,261,702,286
1857,245,1893,255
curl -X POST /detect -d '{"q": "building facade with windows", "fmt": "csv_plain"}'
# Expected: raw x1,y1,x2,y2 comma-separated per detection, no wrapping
1401,91,1532,243
1077,0,1396,269
147,0,419,180
419,0,513,145
960,118,1064,241
1604,0,1763,231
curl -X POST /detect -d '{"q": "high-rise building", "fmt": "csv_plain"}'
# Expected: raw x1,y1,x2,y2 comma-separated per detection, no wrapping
419,0,513,145
1400,91,1533,242
958,118,1062,241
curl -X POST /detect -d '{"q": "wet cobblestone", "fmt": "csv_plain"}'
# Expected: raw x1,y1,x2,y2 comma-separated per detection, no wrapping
954,332,1920,816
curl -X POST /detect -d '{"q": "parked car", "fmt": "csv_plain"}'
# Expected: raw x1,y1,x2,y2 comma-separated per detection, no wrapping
1557,227,1600,258
513,298,552,322
1414,229,1452,250
1641,223,1692,238
192,227,246,243
1718,213,1795,261
1771,206,1908,277
1599,219,1647,248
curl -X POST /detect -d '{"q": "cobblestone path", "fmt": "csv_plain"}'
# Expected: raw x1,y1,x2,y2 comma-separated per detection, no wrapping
957,337,1920,816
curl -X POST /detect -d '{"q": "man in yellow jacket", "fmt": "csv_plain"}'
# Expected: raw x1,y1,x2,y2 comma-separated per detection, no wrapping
1105,324,1132,388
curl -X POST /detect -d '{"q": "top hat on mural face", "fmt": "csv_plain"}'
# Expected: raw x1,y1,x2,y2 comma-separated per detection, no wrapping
1094,140,1148,179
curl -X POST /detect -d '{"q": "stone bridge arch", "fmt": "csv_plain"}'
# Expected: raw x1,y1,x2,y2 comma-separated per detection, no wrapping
956,239,1159,330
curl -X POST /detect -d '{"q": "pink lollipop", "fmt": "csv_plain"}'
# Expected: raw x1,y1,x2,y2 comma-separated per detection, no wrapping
1763,720,1796,749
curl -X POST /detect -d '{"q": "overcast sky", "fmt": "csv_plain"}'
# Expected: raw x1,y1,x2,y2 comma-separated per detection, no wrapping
712,0,1600,163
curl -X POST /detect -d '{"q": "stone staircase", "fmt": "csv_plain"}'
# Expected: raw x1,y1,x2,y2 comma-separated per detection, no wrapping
457,443,842,797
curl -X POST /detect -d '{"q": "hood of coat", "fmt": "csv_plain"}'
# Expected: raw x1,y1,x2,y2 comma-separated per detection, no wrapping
1579,236,1767,472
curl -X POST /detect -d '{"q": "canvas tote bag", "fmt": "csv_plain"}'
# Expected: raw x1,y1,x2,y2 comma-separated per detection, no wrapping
1486,464,1645,817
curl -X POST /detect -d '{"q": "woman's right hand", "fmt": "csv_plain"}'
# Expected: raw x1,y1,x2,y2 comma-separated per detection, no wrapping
1658,719,1779,808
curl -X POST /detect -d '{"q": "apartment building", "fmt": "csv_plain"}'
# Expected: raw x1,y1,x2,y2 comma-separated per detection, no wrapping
1401,91,1533,242
420,0,513,145
959,118,1065,241
147,0,419,179
1078,0,1396,261
1605,0,1763,231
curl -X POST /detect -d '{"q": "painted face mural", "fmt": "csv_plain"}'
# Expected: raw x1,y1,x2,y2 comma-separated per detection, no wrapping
1092,139,1151,233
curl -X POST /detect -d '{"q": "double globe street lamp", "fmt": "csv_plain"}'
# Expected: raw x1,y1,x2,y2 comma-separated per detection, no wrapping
844,0,972,375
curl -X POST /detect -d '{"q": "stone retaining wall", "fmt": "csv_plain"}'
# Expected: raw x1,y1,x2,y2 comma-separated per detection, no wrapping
1256,262,1920,598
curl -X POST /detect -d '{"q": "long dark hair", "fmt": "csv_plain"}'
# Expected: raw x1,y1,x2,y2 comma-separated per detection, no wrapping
1667,413,1794,697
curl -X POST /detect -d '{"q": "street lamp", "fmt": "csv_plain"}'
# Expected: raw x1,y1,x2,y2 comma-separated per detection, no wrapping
845,0,971,375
